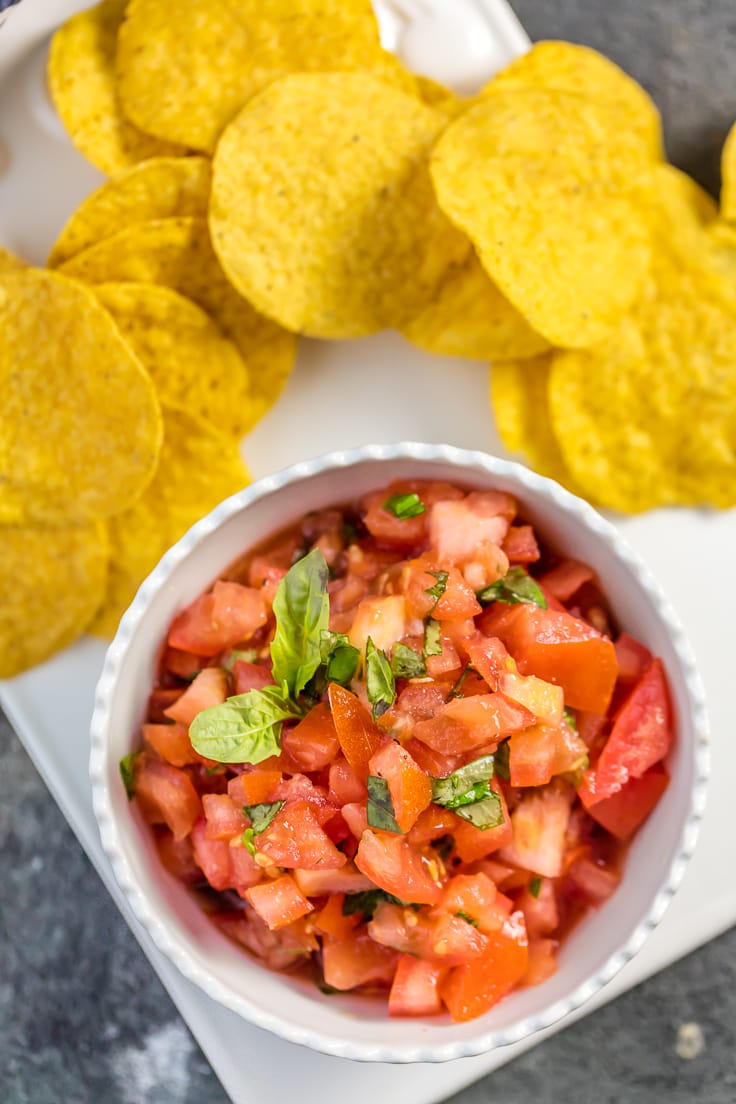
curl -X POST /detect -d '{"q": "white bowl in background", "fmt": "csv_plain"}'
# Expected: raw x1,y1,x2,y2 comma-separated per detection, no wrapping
89,443,709,1063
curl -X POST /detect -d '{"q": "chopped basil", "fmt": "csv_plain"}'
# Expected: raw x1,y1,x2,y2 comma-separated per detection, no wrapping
382,492,426,519
563,706,577,730
456,910,480,928
119,752,138,800
342,889,414,918
243,800,284,834
447,666,471,699
452,790,504,830
366,774,402,834
241,828,256,855
476,566,547,609
365,637,396,720
391,642,426,680
423,617,442,657
320,630,360,687
494,739,510,781
270,548,330,698
425,569,449,608
189,684,301,764
222,648,259,673
431,755,504,831
529,877,542,899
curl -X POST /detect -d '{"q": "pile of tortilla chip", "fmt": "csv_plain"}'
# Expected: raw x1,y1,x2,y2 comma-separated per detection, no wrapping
2,5,736,678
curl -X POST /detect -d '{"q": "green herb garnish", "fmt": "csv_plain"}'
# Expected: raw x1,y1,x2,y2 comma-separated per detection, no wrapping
382,492,426,519
365,637,396,720
119,752,138,800
190,684,301,764
244,800,284,834
456,910,480,928
425,569,449,608
366,774,402,833
391,642,426,680
563,707,577,730
431,755,504,831
476,566,547,609
494,739,510,781
342,889,414,918
222,648,259,673
423,617,442,657
320,630,360,687
448,666,471,699
529,877,542,899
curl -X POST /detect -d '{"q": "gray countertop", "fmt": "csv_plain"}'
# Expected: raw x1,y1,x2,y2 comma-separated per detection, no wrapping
3,1,736,1100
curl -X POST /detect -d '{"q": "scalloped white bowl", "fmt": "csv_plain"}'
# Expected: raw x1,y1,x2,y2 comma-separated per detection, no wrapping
89,443,709,1063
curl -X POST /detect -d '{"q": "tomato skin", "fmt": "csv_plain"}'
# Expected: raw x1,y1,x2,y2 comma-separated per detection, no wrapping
389,955,446,1016
369,740,432,833
355,830,442,905
328,683,384,778
260,800,346,870
582,763,669,839
502,524,540,564
283,703,340,771
414,692,534,756
538,559,594,602
245,874,313,931
134,757,201,841
232,660,274,695
441,911,529,1022
168,580,269,656
322,931,399,991
580,660,671,804
143,722,201,767
495,605,618,714
164,666,228,726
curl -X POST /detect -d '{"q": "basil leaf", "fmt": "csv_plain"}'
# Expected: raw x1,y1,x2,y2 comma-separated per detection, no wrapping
453,790,504,830
365,637,396,720
447,666,470,699
270,548,330,698
425,569,448,608
476,566,547,609
241,828,256,855
342,889,414,918
189,684,300,764
431,755,496,807
456,909,480,928
494,739,510,781
529,877,542,899
222,648,259,673
423,617,442,657
119,752,138,800
366,774,402,833
244,800,284,835
563,706,577,730
391,642,426,680
382,492,426,519
320,630,360,686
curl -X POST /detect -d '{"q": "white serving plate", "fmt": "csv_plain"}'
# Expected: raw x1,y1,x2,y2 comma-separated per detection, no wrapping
0,1,733,1101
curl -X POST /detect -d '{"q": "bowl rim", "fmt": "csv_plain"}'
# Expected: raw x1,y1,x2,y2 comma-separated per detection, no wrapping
89,441,710,1063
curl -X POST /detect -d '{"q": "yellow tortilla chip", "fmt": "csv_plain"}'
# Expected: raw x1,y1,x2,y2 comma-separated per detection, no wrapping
92,407,249,637
94,282,254,439
721,120,736,223
116,0,410,154
485,41,664,159
432,152,651,348
0,245,27,274
0,520,108,677
210,73,468,337
47,0,183,175
412,74,467,118
0,269,162,525
490,355,580,491
58,217,296,424
48,156,211,267
402,251,549,361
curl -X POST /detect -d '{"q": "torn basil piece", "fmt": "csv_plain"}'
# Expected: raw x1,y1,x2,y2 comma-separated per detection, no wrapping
366,774,402,833
476,566,547,609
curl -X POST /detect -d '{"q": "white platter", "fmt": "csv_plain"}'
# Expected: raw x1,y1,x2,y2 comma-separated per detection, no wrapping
0,1,734,1101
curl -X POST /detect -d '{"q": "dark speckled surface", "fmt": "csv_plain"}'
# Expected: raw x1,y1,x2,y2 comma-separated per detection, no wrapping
2,1,736,1101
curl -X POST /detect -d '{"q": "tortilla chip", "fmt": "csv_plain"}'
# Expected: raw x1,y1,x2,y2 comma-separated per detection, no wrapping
0,245,27,275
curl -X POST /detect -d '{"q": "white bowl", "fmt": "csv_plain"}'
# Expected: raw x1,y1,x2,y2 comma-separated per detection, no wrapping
89,443,709,1063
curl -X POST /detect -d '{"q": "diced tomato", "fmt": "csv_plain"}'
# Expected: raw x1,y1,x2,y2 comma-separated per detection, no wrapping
328,683,384,778
348,595,406,653
494,605,618,714
403,738,463,779
355,830,442,905
202,793,247,840
314,893,361,940
363,496,428,550
134,757,201,841
408,804,458,846
580,660,671,804
425,636,462,679
214,909,315,970
452,784,513,863
162,646,207,680
293,864,373,897
341,801,369,839
441,911,528,1022
577,710,607,750
614,632,653,688
369,740,432,832
154,828,201,884
517,877,559,938
146,686,184,723
502,524,540,564
414,692,534,756
143,722,200,767
389,955,446,1016
329,757,368,805
164,666,228,726
566,856,620,904
168,581,269,657
464,634,511,691
245,874,313,931
435,873,508,934
523,938,558,987
476,601,524,640
429,493,513,565
226,839,260,892
500,781,572,878
322,931,398,990
368,902,489,965
538,560,595,602
508,722,588,787
500,670,564,725
229,769,283,806
582,763,669,839
232,659,274,695
191,819,232,890
259,800,346,870
283,703,340,771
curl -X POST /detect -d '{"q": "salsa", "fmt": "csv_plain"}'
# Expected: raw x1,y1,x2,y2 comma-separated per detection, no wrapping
124,480,673,1022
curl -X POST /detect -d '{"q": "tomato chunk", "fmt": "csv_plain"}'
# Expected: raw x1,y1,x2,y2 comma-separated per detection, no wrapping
500,781,572,877
260,800,346,870
232,660,274,695
441,911,528,1022
168,581,268,656
202,793,248,840
414,692,534,756
582,763,669,839
245,875,313,931
369,740,432,832
322,931,398,990
538,559,595,602
389,956,445,1016
283,702,340,771
164,666,227,726
502,524,540,564
134,757,201,841
508,722,588,787
328,683,384,778
355,830,442,905
143,722,200,767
